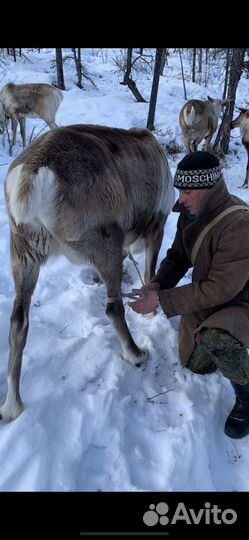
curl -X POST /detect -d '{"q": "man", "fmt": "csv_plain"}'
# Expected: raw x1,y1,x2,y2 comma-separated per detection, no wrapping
129,151,249,439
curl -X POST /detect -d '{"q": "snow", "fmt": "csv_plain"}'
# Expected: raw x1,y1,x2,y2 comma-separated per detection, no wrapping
0,48,249,492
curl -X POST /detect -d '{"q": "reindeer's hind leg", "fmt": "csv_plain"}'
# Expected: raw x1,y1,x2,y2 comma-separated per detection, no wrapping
92,224,148,367
0,229,48,421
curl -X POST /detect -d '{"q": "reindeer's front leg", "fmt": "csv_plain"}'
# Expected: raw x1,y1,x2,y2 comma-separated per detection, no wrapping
19,115,26,147
91,224,148,367
240,148,249,189
10,116,18,146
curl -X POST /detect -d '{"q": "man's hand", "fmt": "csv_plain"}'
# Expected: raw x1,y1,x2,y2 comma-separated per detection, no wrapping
142,281,160,292
128,287,160,314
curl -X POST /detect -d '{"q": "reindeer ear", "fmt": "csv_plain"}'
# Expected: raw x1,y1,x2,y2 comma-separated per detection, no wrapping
239,107,248,113
207,95,214,102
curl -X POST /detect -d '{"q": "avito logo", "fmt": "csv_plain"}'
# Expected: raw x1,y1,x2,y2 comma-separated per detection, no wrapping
143,502,237,526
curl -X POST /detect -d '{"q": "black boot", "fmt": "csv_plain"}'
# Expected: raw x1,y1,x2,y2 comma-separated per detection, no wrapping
224,381,249,439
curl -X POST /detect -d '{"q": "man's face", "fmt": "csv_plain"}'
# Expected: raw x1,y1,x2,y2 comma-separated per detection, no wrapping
178,188,210,216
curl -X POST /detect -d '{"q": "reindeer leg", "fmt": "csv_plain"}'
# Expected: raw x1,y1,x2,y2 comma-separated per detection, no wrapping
190,140,198,152
143,213,166,284
204,134,212,152
183,134,191,153
240,149,249,188
46,119,58,130
92,224,148,367
19,116,26,147
11,116,18,146
0,232,42,421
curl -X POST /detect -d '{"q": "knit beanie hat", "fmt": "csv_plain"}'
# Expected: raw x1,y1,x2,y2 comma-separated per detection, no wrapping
174,151,221,189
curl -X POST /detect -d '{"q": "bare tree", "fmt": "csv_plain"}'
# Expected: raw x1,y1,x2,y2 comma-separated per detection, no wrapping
120,48,146,102
204,48,209,87
192,48,197,82
222,48,231,100
160,49,168,76
72,48,83,88
213,48,246,154
55,48,65,90
179,49,187,100
147,48,165,131
197,48,203,84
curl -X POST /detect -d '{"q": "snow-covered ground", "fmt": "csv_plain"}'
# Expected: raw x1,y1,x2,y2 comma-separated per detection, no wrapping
0,48,249,492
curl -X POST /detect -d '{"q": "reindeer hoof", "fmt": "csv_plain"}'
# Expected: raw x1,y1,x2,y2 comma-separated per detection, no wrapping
135,349,149,367
122,348,149,367
0,400,24,422
135,360,143,367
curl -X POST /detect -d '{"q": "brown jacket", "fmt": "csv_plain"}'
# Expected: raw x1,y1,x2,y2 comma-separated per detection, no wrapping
156,178,249,365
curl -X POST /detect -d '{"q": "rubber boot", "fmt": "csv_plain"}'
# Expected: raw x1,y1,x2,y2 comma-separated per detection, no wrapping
224,381,249,439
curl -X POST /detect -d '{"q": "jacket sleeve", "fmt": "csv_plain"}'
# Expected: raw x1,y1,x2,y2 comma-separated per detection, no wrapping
153,215,191,289
159,215,249,317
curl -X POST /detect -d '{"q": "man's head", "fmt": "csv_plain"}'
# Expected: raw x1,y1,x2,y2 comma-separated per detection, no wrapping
174,151,221,216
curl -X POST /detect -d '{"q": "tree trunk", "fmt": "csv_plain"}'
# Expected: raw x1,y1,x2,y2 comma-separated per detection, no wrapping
179,49,187,100
192,48,196,82
121,48,146,103
222,48,230,100
213,48,246,154
55,48,65,90
146,48,164,131
126,79,147,102
204,48,209,87
197,48,202,83
73,48,83,88
160,48,167,75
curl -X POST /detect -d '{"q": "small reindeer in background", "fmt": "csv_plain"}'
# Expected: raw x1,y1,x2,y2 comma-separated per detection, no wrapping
230,108,249,189
0,82,63,147
179,96,230,153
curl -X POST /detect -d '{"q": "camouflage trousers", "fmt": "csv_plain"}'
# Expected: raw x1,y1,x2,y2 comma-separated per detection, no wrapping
186,328,249,385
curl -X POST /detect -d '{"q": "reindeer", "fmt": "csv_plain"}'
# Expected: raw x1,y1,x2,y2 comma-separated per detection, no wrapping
0,82,63,147
179,96,229,153
1,124,174,422
230,108,249,188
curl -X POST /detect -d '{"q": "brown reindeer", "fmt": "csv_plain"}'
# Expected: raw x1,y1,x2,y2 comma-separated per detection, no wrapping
230,108,249,189
179,96,229,153
0,82,63,147
1,124,174,421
